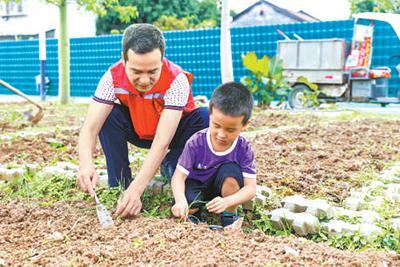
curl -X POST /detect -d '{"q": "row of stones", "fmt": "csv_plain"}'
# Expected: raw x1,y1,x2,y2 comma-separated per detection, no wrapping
264,163,400,238
0,152,167,194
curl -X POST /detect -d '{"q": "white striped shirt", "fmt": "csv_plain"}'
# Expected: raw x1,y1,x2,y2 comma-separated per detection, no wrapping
93,71,190,110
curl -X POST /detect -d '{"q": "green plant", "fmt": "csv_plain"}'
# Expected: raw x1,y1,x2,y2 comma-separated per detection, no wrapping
241,52,291,108
141,188,173,218
252,207,292,236
296,76,320,108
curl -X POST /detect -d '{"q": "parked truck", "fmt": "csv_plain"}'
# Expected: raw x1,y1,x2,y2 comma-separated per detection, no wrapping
277,13,400,109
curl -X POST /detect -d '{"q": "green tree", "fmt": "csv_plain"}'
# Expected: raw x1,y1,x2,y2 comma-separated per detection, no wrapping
154,15,217,31
97,0,220,35
1,0,137,104
154,15,193,31
349,0,400,14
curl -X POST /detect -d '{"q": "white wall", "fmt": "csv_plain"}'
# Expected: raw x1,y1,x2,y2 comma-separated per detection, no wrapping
0,0,96,38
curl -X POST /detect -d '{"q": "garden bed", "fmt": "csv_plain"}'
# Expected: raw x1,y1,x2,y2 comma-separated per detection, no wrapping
2,101,400,265
1,200,398,266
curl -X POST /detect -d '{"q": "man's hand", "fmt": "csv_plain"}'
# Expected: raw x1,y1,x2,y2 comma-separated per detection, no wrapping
206,197,229,214
77,165,98,196
171,201,189,220
115,186,142,218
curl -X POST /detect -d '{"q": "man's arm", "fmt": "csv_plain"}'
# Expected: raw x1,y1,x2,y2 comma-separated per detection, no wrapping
115,108,183,217
77,100,113,195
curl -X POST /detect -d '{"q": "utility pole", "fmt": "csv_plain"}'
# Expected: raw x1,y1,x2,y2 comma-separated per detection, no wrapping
220,0,234,83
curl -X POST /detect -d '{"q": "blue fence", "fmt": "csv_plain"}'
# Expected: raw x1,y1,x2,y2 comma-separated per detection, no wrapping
1,19,399,98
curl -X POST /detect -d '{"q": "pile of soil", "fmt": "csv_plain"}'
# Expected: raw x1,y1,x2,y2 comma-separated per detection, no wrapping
0,200,398,266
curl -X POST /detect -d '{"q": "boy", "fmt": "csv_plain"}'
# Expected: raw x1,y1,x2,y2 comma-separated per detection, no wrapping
171,82,257,228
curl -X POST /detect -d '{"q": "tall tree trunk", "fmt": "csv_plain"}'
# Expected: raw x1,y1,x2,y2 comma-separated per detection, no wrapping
58,1,70,104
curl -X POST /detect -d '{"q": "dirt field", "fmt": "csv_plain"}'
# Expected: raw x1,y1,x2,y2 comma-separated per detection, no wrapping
2,102,400,265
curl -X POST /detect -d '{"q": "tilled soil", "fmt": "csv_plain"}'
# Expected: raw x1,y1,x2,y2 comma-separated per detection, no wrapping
247,110,320,131
0,129,81,164
253,119,400,202
1,200,398,266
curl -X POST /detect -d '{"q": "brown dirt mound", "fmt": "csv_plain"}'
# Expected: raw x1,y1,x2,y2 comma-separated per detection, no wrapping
0,200,398,266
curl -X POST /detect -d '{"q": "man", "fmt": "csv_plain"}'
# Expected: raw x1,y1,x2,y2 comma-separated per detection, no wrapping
77,24,209,218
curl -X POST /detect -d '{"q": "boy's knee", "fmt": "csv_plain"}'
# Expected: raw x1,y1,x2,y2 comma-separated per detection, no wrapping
221,177,240,196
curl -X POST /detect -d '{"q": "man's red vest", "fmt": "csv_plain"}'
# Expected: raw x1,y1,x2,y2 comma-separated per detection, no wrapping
110,58,196,140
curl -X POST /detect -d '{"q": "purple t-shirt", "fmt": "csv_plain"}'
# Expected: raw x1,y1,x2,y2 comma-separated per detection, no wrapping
176,128,257,183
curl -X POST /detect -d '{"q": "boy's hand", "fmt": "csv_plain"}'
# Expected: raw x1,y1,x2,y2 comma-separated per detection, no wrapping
171,202,189,220
207,197,228,214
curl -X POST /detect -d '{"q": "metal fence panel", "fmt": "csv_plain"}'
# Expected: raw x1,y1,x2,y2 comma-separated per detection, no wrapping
0,19,399,98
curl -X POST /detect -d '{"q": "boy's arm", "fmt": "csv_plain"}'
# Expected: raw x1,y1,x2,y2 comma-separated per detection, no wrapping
171,168,189,219
172,168,188,204
207,178,256,214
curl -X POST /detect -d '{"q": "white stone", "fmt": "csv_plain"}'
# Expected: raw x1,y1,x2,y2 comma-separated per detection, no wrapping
385,191,400,203
359,223,383,237
341,223,359,233
99,174,109,188
368,196,384,210
254,194,267,206
321,220,360,236
256,185,272,198
391,218,400,231
291,212,320,236
281,195,309,213
41,166,73,178
380,171,400,183
344,197,363,211
368,181,386,189
25,163,40,171
56,161,79,171
269,208,295,230
358,210,382,223
349,187,367,198
306,199,335,219
386,184,400,194
321,220,346,236
335,207,358,218
0,168,26,180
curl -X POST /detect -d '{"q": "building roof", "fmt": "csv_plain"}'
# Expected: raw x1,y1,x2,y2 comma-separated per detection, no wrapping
232,0,320,23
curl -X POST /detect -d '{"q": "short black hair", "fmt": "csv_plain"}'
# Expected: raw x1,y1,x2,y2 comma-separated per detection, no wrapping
209,82,254,124
122,24,165,62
